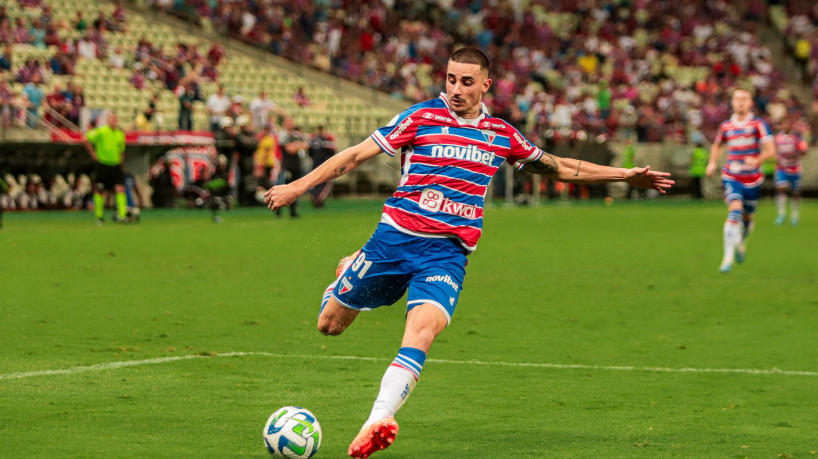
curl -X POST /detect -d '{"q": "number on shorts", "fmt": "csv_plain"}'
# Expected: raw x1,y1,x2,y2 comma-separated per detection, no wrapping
351,251,372,279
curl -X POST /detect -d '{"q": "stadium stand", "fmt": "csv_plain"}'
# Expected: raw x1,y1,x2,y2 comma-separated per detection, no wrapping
768,1,818,141
2,0,818,210
152,0,807,144
0,0,395,138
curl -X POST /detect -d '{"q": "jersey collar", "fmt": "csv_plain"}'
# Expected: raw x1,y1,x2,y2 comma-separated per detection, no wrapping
438,93,489,127
730,112,754,127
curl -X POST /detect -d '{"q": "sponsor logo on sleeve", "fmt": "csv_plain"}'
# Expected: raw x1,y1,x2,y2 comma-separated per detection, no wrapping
513,132,534,152
389,117,414,141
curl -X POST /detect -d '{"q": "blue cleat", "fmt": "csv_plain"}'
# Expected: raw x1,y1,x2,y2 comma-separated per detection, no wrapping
735,245,746,264
719,261,732,273
790,217,799,226
775,215,785,226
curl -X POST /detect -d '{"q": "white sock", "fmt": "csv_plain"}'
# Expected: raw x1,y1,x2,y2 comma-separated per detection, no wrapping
776,192,787,218
363,347,426,428
791,198,800,220
723,222,741,263
364,366,416,428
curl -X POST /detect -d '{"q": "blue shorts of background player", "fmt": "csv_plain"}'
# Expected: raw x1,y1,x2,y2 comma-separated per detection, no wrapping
330,223,468,325
722,178,760,215
775,170,801,192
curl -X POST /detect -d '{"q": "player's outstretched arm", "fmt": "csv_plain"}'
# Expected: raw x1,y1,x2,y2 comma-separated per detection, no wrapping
706,142,721,177
524,152,675,194
264,137,382,210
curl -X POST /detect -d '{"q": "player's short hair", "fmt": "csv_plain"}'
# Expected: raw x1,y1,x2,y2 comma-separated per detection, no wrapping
732,88,753,98
449,47,490,73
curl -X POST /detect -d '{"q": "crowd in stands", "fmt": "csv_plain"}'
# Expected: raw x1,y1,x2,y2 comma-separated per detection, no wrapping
1,0,816,151
0,172,93,210
0,0,132,128
778,1,818,109
153,0,811,144
129,38,225,94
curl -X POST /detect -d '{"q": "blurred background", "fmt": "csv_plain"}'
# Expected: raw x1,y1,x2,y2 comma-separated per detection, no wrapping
1,0,817,215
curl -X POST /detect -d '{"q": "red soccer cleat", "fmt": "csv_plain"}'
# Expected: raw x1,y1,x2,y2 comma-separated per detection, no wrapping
336,250,361,278
347,417,399,458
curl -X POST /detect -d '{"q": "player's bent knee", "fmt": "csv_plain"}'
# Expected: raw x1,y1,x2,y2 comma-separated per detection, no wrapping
317,316,345,336
317,321,341,336
316,299,358,336
402,304,449,352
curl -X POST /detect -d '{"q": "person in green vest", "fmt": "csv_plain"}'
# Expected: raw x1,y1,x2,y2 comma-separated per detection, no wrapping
760,153,776,198
622,139,642,199
0,174,8,228
689,142,708,199
597,79,612,119
84,112,127,224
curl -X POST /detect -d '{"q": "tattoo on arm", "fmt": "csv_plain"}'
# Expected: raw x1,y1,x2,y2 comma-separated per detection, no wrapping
333,166,347,178
574,161,581,177
526,153,560,177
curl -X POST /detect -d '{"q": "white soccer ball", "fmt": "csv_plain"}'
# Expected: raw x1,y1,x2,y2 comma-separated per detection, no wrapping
263,406,322,458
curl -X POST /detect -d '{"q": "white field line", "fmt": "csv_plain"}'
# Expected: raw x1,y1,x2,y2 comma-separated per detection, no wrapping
1,351,816,381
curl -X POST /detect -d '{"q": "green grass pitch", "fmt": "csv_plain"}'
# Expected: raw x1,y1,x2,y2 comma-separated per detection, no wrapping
1,199,816,457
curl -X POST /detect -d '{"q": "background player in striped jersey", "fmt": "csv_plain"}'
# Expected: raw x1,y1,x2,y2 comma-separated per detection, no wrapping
264,48,674,458
773,117,808,226
706,89,776,273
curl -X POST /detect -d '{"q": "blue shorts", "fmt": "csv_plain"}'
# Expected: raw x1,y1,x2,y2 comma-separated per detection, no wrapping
723,178,760,215
331,223,468,325
775,170,801,192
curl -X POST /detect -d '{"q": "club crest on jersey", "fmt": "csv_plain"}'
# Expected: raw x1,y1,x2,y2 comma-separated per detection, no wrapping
481,129,495,146
418,188,479,219
339,277,353,295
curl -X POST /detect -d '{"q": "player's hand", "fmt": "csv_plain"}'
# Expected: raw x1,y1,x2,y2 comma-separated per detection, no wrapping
743,157,759,169
706,162,717,177
263,184,301,210
624,166,674,194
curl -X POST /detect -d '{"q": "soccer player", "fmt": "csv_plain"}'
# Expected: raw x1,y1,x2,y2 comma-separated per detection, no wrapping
308,125,337,208
84,112,127,224
773,117,808,226
122,171,144,223
264,48,674,458
706,89,775,273
276,118,309,218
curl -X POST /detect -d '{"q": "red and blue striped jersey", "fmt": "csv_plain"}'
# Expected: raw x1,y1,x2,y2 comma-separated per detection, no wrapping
713,114,773,186
774,132,807,174
370,93,543,251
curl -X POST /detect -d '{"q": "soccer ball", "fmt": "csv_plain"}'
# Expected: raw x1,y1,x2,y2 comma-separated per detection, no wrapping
263,406,322,458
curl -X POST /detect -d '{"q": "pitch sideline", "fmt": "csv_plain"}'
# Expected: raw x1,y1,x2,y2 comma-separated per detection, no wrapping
1,351,816,381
